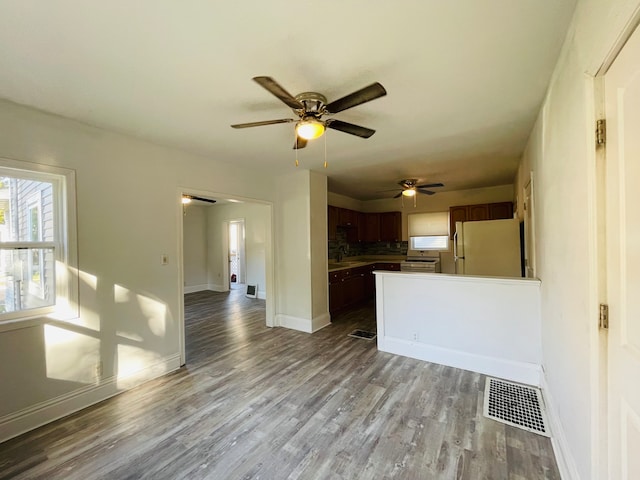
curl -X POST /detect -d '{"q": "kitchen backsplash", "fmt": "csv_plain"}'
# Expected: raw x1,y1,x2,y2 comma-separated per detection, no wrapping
328,227,408,259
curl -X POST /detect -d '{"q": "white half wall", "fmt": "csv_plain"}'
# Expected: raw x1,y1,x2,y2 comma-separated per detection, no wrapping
375,272,542,386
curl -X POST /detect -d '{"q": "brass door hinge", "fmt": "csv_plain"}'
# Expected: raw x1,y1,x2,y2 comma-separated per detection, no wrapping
599,303,609,329
596,119,606,147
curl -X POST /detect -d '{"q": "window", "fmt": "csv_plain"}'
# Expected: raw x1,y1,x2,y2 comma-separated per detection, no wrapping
407,211,450,251
0,159,77,323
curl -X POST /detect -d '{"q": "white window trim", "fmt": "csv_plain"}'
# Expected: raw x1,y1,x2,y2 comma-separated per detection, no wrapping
26,192,46,299
0,157,78,330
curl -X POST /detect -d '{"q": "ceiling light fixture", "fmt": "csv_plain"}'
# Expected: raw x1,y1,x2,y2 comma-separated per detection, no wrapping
402,188,416,197
182,196,192,204
296,118,325,140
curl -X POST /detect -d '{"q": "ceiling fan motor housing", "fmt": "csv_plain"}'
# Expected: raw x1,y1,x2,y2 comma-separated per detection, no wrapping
294,92,327,116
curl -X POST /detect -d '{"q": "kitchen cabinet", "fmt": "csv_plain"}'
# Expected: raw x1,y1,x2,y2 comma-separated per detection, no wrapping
338,207,357,227
449,206,468,238
328,205,338,241
327,206,403,243
329,269,348,314
342,266,366,308
329,261,402,315
449,202,513,238
375,262,401,272
362,212,381,242
379,211,402,241
364,263,376,297
488,202,513,220
468,204,489,221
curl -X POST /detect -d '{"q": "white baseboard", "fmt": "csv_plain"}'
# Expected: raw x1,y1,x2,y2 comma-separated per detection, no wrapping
540,371,580,480
184,284,209,294
208,283,227,292
277,312,331,333
379,336,542,386
258,290,267,300
0,354,181,444
277,314,312,332
311,313,331,333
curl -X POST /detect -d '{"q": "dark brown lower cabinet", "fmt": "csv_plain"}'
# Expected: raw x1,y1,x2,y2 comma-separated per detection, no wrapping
329,262,401,316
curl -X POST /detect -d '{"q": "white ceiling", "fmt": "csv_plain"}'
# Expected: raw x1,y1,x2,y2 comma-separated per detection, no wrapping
0,1,576,201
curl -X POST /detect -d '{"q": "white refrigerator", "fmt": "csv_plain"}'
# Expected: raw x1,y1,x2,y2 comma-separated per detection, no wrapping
454,218,522,277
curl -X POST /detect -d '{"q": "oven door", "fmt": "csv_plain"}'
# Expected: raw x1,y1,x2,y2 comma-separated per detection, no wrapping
400,262,436,273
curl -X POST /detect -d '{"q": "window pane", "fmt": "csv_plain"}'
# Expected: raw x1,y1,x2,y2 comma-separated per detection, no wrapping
0,176,54,242
0,248,55,313
410,235,449,250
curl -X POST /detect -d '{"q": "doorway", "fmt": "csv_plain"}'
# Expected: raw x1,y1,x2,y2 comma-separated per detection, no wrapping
228,219,245,290
178,191,276,364
523,177,536,278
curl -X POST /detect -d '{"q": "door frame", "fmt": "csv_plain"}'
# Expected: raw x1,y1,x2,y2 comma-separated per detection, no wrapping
177,187,276,365
593,6,640,478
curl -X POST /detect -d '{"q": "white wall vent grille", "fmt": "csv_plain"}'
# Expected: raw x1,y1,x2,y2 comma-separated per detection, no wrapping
483,377,550,437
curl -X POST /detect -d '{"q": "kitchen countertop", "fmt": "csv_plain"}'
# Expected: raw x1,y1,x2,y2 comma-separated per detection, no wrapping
328,257,404,272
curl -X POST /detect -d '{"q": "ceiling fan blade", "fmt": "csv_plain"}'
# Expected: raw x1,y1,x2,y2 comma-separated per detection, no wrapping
231,118,295,129
325,82,387,114
253,76,304,110
293,136,307,150
326,119,375,138
417,188,436,195
417,183,444,188
184,195,217,204
393,192,403,199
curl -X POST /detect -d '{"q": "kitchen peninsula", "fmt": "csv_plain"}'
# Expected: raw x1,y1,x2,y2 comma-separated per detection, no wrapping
374,270,542,386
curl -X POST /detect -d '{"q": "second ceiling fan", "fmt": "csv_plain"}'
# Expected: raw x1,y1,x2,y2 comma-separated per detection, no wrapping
392,179,444,198
231,76,387,149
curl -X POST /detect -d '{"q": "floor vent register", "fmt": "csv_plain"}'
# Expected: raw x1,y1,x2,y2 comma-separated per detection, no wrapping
348,330,377,340
483,377,550,437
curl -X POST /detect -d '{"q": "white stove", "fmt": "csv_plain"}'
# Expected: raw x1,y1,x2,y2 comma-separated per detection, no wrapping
401,256,441,273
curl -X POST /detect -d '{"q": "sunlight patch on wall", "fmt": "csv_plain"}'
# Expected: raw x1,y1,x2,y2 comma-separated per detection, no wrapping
116,344,163,390
114,284,132,303
44,324,99,384
77,268,97,290
137,294,167,337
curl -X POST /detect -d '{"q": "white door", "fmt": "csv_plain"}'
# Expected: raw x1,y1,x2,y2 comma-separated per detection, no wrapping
605,22,640,480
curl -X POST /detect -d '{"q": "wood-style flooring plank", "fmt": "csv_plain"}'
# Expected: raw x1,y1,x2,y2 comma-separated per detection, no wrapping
0,288,561,479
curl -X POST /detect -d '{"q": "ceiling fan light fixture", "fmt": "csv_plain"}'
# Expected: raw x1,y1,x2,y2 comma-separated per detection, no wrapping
402,188,416,197
296,118,325,140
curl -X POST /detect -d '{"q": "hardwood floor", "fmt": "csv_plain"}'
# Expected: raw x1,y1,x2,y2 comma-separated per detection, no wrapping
0,289,561,479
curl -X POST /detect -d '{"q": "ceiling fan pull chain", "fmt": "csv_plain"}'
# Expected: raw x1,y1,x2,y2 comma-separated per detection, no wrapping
324,130,328,168
294,129,299,167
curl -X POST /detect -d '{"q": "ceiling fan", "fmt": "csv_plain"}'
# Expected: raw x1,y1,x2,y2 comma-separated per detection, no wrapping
231,76,387,149
392,179,444,198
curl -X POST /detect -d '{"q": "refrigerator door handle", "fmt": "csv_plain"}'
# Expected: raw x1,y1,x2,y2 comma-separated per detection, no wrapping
453,231,464,260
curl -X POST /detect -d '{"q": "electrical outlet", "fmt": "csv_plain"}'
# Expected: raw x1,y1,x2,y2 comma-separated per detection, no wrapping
95,361,103,379
412,332,419,341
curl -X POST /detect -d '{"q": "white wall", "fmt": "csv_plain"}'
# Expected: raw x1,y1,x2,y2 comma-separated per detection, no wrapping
182,205,208,292
0,99,280,441
275,169,330,333
521,1,640,478
375,272,542,385
206,203,270,298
